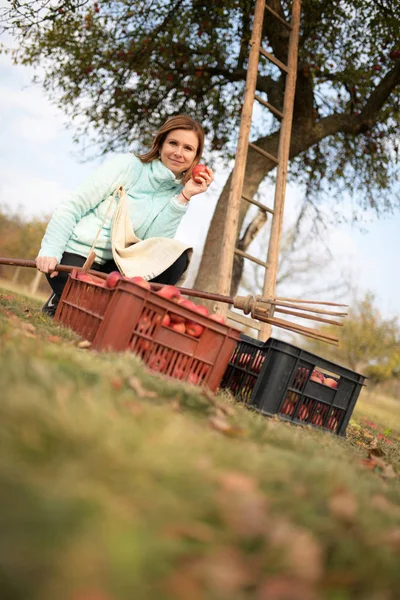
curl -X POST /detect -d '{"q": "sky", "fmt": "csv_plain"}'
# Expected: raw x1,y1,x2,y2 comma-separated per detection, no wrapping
0,34,399,323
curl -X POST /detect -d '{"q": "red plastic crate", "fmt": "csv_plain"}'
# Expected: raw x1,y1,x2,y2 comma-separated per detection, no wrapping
55,270,240,391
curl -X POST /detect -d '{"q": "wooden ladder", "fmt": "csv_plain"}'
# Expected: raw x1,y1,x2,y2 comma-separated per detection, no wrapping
216,0,301,341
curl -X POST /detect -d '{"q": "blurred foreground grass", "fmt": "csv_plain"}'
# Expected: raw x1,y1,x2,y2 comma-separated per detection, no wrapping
1,287,400,600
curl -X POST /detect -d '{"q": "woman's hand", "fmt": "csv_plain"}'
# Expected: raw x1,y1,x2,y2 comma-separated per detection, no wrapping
35,256,59,278
182,166,214,200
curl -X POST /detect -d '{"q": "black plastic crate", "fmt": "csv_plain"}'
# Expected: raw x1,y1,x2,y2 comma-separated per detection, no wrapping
221,335,367,436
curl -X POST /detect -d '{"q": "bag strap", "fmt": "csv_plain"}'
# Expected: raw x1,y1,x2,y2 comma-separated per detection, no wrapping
82,186,125,270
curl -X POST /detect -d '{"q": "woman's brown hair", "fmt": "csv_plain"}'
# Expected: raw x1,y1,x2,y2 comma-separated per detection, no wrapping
137,115,204,184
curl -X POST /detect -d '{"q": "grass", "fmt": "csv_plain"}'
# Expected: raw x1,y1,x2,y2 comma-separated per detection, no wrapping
1,286,400,600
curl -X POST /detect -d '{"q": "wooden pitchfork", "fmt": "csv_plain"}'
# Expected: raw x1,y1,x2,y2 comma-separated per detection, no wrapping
0,256,347,345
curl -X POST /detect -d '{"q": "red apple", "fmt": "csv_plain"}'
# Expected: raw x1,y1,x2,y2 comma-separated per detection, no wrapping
238,353,252,367
253,355,265,373
187,372,200,385
157,285,181,302
281,397,295,416
194,304,209,317
130,276,151,290
105,271,123,289
324,377,338,389
312,414,324,426
169,322,186,334
192,163,208,183
326,415,339,431
136,314,152,334
298,405,310,421
209,313,225,324
310,369,325,383
178,298,197,311
161,314,171,327
185,321,204,338
169,312,186,324
148,355,167,372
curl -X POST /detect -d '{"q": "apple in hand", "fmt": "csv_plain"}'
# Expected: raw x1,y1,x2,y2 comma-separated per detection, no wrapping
105,271,123,288
192,163,208,183
130,276,151,290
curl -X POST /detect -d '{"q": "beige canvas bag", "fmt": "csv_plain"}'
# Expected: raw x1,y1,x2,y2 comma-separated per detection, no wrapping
109,186,193,284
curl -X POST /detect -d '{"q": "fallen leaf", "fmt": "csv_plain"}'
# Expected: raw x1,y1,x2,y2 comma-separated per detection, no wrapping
128,376,157,398
287,530,324,582
380,528,400,550
360,456,397,479
267,521,323,583
371,494,400,517
193,546,256,595
110,377,124,391
209,415,245,437
163,569,205,600
257,577,318,600
77,340,92,349
47,335,62,343
169,398,181,411
217,472,269,538
122,401,143,416
328,488,358,523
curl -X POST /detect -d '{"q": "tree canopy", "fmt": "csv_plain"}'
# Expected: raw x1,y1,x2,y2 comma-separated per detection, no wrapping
1,0,400,293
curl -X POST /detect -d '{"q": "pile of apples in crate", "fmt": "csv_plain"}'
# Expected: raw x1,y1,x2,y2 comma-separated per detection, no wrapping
309,368,338,388
76,270,226,336
281,366,341,431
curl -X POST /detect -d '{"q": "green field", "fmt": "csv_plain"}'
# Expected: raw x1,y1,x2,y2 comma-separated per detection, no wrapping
1,286,399,600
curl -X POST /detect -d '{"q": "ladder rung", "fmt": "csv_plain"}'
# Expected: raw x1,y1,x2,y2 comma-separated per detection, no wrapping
259,47,289,73
264,4,293,30
249,142,278,164
254,94,284,119
241,193,274,215
227,310,262,331
234,247,268,268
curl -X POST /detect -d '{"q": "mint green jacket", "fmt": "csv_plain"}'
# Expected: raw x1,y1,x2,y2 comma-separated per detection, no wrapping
38,154,187,263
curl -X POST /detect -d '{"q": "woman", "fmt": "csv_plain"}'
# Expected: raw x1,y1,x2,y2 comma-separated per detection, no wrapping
36,115,213,316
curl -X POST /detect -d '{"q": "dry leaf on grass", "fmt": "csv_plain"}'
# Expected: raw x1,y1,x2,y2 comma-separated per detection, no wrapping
208,415,245,437
256,577,319,600
47,335,62,344
380,528,400,550
122,400,144,416
267,520,324,583
217,471,269,538
193,546,256,596
371,494,400,517
128,376,157,399
9,314,36,337
71,587,117,600
328,488,358,523
77,340,92,349
360,456,398,479
163,570,205,600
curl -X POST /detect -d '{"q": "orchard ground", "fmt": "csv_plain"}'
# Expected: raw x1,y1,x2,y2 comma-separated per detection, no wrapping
1,282,399,600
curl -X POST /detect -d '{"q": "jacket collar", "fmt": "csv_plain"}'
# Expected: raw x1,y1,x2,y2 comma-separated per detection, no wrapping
150,159,183,188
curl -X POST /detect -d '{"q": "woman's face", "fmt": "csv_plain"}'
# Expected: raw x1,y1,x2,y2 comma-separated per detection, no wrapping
160,129,199,176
